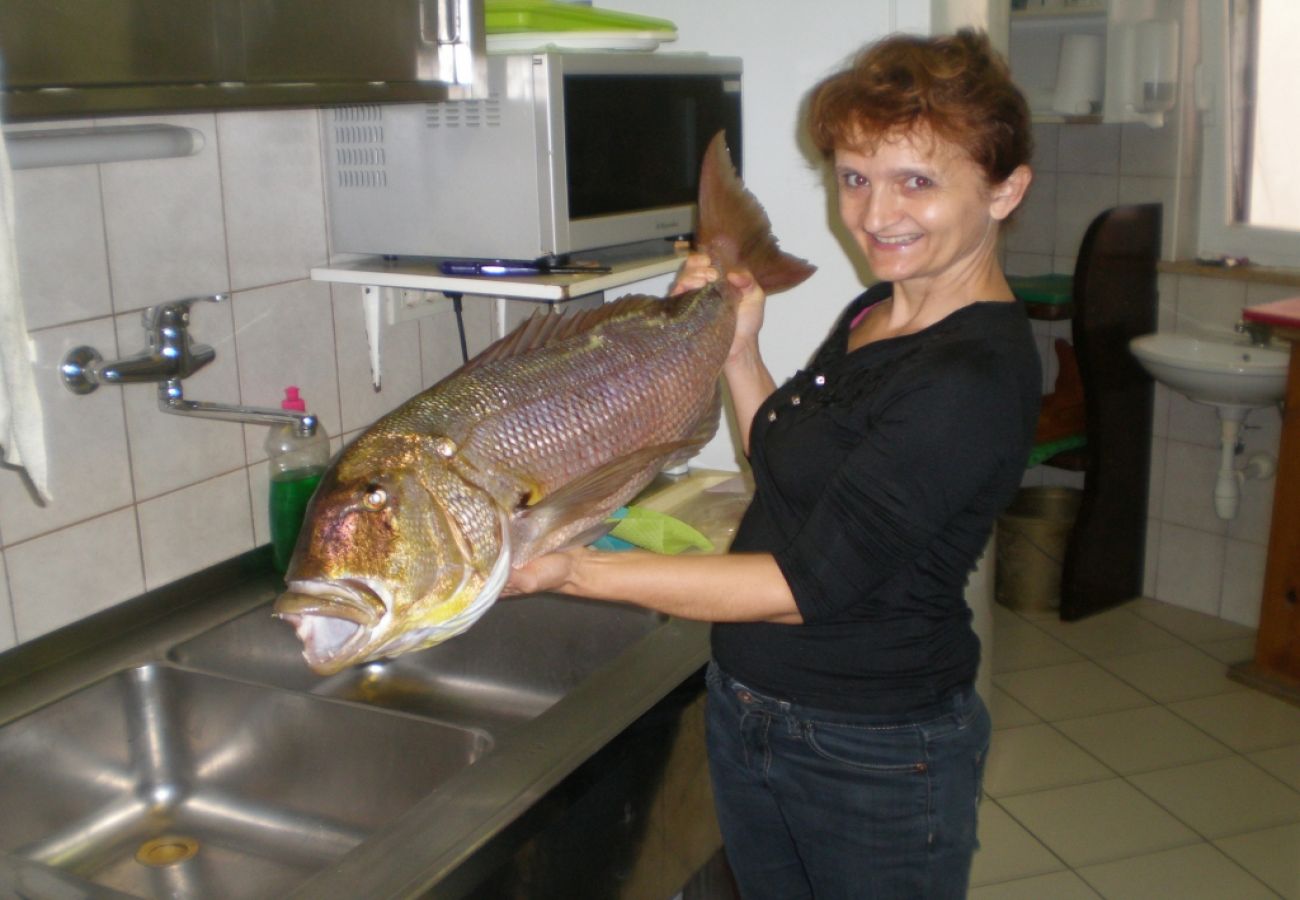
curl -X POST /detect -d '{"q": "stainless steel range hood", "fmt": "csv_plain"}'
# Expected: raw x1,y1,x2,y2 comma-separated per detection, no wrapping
0,0,485,122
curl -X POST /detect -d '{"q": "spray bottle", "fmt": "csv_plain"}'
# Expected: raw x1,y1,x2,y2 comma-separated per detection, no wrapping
265,387,329,574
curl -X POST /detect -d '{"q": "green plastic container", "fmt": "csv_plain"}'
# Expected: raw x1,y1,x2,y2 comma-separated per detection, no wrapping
485,0,676,35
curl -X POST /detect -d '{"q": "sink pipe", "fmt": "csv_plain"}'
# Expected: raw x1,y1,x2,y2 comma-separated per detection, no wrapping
1213,405,1277,520
59,294,318,437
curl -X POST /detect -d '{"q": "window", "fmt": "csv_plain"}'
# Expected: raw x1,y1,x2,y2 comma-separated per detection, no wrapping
1198,0,1300,266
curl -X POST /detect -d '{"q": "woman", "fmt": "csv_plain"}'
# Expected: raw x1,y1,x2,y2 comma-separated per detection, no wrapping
507,29,1040,898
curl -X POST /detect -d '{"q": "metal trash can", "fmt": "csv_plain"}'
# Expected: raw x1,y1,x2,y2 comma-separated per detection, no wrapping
995,487,1082,611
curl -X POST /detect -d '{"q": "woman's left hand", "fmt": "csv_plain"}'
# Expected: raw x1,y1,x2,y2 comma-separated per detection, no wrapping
503,548,582,596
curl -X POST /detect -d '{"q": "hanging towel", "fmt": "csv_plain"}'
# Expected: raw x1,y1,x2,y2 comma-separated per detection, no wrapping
0,128,49,502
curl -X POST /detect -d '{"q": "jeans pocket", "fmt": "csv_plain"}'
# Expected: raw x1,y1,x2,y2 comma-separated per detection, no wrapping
802,719,928,774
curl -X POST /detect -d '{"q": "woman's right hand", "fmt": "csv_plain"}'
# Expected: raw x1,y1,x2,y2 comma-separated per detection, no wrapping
671,253,767,363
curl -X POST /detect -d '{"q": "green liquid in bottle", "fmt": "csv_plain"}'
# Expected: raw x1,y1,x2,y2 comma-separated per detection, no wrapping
269,469,323,574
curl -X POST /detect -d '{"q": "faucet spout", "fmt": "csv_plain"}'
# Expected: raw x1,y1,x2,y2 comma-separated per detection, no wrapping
158,380,318,436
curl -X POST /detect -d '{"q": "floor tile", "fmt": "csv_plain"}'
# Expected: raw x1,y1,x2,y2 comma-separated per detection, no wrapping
1097,644,1248,703
984,724,1112,797
1249,743,1300,792
988,687,1041,730
992,614,1084,673
1198,635,1258,665
1129,755,1300,838
969,870,1102,899
1075,842,1278,900
995,661,1154,722
1129,597,1257,644
1216,823,1300,900
969,800,1065,887
1170,690,1300,752
998,779,1199,868
1055,706,1234,775
1032,607,1185,659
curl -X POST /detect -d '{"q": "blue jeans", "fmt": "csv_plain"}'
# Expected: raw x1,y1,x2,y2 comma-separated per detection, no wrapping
704,662,990,900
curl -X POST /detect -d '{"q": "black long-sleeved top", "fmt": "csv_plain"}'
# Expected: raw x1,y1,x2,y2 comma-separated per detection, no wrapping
713,284,1041,715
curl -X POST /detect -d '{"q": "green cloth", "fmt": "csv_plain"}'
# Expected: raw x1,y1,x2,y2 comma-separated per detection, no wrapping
592,506,714,554
1026,433,1087,468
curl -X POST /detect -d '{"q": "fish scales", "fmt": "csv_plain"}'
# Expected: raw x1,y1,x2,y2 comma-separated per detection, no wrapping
273,132,815,674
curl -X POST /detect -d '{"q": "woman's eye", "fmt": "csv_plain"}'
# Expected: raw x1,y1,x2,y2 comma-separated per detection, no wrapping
840,171,867,189
904,175,933,190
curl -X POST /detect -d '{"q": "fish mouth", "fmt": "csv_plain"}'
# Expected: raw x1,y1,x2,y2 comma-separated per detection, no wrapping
273,578,389,674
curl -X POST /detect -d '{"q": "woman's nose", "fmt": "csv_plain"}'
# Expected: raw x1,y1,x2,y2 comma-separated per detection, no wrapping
855,188,899,232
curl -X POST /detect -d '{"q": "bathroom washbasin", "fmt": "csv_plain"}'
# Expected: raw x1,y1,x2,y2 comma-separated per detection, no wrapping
171,593,667,735
1129,332,1288,408
0,664,489,899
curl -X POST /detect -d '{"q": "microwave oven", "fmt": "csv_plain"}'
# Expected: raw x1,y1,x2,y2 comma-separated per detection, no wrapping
323,51,743,261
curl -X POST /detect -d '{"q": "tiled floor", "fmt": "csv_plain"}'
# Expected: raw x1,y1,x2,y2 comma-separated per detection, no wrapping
971,598,1300,899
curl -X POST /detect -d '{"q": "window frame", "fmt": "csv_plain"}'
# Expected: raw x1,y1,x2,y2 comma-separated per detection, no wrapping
1197,0,1300,267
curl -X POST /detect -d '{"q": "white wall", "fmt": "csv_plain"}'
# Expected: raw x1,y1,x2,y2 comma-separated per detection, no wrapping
600,0,930,470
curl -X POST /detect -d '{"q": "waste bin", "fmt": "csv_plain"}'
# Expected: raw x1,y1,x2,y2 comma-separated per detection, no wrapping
995,486,1082,612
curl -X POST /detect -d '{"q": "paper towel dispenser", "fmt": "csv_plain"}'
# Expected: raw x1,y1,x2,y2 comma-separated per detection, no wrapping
0,0,485,121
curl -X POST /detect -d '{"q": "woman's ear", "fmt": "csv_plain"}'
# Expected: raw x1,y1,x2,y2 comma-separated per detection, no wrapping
989,164,1032,221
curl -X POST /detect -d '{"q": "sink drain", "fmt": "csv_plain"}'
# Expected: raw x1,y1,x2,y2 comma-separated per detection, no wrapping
135,835,200,867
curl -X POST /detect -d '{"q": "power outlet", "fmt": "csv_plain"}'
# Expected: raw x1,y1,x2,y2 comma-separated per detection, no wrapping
387,289,452,325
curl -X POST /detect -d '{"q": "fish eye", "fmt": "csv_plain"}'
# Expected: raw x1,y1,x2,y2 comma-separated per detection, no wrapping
361,486,388,511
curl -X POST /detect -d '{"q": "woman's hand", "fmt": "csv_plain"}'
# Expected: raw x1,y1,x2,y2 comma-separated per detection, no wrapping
503,548,583,596
671,253,766,363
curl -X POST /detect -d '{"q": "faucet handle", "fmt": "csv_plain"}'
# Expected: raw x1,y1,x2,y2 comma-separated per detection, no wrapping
142,292,228,332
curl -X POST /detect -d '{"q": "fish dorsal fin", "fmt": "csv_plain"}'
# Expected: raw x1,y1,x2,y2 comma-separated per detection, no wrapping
462,295,666,374
511,439,696,561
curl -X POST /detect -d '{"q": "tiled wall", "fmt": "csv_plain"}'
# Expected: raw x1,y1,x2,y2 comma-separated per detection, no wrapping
1004,121,1291,628
0,109,497,651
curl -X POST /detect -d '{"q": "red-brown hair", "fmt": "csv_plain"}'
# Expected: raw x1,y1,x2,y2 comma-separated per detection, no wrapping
807,29,1032,184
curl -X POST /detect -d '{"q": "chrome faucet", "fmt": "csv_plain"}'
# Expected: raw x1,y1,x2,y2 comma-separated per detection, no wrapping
1235,319,1272,348
61,294,318,436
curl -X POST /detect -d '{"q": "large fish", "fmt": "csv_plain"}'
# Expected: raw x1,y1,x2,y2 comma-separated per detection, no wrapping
274,132,815,675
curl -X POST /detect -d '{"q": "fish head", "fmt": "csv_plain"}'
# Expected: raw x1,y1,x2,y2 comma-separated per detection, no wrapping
273,438,509,675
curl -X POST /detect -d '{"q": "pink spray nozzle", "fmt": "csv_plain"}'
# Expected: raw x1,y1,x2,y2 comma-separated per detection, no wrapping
281,386,306,412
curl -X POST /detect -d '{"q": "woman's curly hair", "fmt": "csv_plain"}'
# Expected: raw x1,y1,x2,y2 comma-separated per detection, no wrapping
807,29,1032,184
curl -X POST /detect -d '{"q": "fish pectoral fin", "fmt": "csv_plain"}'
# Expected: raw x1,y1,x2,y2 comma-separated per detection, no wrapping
512,441,696,555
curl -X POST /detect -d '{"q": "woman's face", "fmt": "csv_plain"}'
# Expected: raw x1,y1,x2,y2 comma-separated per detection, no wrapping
834,131,1024,291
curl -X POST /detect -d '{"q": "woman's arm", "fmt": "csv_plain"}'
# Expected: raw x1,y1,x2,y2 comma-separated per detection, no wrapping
672,255,774,454
504,547,803,624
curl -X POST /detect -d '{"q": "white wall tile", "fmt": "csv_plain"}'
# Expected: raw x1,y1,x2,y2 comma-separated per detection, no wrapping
12,161,112,330
115,299,248,501
332,283,423,435
1165,391,1221,448
1143,518,1161,598
1054,174,1120,264
1147,435,1167,524
1031,122,1059,173
1220,539,1266,627
1057,123,1121,175
1006,172,1058,256
419,298,494,389
217,109,328,290
230,279,340,462
0,318,135,544
137,469,254,591
7,508,144,641
0,554,14,651
1154,522,1226,616
1160,440,1229,536
1120,120,1181,178
99,113,228,313
1175,274,1247,336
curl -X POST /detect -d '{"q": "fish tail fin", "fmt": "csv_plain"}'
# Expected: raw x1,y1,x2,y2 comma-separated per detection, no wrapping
695,131,816,295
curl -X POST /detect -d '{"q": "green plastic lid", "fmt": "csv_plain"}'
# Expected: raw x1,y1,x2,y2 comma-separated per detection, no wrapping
486,0,676,35
1008,273,1074,306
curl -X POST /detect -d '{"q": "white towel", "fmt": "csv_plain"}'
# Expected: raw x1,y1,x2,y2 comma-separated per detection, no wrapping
0,128,49,503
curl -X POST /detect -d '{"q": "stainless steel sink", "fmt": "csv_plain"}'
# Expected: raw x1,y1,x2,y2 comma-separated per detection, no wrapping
0,664,490,899
171,594,666,734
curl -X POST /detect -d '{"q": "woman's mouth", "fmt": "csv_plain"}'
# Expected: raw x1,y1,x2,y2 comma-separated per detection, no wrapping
871,232,922,247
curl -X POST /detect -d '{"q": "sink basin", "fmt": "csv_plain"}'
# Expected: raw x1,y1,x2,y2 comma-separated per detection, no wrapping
1129,332,1288,407
0,664,489,899
171,594,667,734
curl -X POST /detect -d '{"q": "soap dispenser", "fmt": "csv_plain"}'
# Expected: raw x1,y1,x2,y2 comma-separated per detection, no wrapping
266,386,329,574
